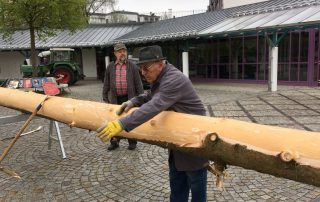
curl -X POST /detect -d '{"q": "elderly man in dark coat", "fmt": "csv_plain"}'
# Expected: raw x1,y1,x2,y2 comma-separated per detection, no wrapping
102,43,144,150
98,45,208,201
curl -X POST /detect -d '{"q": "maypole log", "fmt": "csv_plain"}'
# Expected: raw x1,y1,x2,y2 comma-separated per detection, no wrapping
0,87,319,187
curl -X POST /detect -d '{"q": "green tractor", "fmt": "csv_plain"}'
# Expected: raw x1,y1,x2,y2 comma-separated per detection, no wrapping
21,48,84,85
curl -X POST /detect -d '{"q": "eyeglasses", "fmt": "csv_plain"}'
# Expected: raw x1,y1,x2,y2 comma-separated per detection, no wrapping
139,62,156,72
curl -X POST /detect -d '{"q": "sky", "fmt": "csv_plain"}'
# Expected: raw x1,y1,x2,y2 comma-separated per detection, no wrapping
116,0,209,14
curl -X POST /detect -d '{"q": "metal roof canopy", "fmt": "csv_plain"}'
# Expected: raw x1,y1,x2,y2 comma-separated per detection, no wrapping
50,48,74,51
0,25,140,51
199,5,320,38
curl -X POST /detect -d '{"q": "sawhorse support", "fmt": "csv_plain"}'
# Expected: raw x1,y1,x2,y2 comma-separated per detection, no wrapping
0,114,67,159
48,120,67,159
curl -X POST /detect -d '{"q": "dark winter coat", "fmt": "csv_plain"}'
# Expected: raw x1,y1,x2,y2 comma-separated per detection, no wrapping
102,60,144,104
120,63,208,171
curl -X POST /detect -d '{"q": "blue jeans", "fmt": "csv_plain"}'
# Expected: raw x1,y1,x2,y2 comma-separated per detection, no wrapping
169,160,207,202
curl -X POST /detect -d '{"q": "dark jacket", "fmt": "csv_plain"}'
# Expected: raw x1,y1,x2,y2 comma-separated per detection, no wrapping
103,60,144,104
120,63,208,171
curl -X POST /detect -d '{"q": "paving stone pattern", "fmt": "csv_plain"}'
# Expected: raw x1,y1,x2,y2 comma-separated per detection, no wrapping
0,81,319,201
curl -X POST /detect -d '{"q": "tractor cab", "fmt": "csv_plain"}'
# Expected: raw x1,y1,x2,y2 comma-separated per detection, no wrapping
21,48,83,85
49,48,75,63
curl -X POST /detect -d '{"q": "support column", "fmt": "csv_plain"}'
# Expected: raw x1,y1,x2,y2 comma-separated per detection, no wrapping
268,46,272,91
182,51,189,78
105,56,110,70
307,29,315,86
266,31,286,92
270,46,278,92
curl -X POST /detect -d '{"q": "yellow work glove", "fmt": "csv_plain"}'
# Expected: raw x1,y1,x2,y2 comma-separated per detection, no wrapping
116,101,134,116
97,120,123,142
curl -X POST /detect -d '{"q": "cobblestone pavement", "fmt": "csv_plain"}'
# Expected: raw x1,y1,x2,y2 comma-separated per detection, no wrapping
0,80,320,202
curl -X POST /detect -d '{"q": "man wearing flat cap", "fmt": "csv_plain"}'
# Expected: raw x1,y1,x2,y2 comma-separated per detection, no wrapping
102,43,143,150
98,45,208,201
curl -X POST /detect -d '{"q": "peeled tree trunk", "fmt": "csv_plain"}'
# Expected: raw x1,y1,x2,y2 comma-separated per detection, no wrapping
0,88,319,187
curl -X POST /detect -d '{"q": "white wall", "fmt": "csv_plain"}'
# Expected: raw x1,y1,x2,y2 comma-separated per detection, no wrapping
89,15,106,24
224,0,269,8
82,48,97,79
106,13,138,23
0,51,26,79
126,13,138,22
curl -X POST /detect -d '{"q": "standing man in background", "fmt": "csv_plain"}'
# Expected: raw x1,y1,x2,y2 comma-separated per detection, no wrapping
98,45,208,201
102,43,144,150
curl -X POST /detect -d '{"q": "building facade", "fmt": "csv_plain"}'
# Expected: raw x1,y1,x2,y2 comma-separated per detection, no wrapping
0,0,319,88
89,11,160,24
182,30,319,86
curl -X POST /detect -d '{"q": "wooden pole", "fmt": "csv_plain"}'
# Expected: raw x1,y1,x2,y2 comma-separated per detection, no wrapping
0,87,319,187
0,96,47,162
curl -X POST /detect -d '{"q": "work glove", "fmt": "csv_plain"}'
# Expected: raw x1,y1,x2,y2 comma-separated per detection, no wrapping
97,120,123,142
116,101,134,116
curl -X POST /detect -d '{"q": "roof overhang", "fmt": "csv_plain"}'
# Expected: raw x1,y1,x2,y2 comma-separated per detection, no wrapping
113,30,198,44
49,48,74,51
200,5,320,38
0,25,140,51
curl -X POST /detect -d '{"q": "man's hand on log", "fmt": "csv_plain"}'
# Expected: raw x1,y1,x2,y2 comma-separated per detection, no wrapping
97,120,123,142
116,101,134,115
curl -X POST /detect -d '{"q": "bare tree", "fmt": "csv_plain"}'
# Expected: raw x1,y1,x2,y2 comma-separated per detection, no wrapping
86,0,117,14
208,0,223,11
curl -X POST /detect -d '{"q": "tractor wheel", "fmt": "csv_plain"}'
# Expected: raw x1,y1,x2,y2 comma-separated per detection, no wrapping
70,73,79,85
53,66,75,85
